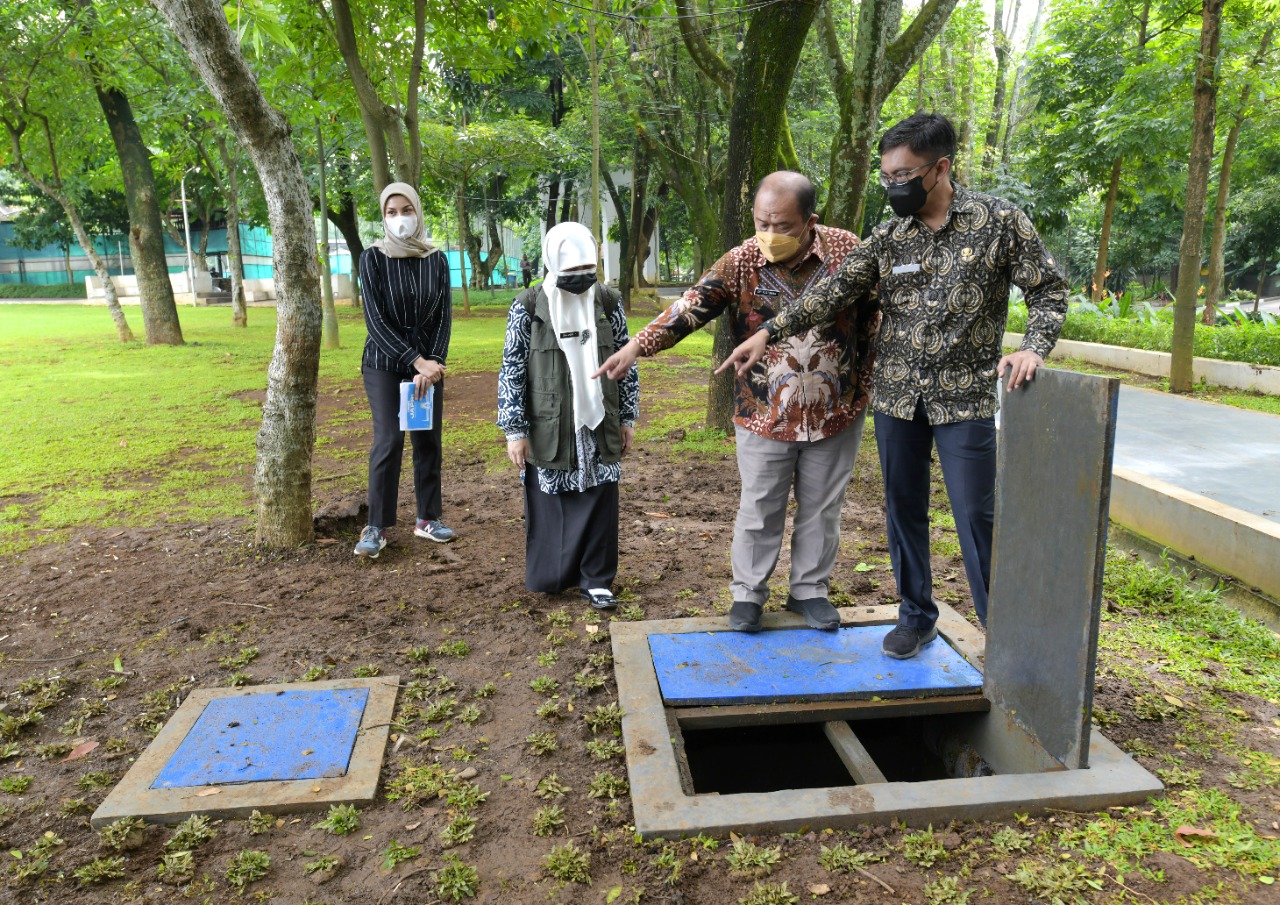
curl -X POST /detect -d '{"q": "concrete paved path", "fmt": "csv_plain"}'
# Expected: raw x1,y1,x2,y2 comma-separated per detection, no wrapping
1113,385,1280,524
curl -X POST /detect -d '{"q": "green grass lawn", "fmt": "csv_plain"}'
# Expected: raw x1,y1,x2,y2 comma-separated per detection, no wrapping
0,304,713,555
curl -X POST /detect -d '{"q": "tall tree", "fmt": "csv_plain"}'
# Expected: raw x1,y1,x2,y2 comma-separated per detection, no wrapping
1205,23,1275,318
77,0,184,345
818,0,960,232
150,0,323,546
0,5,134,340
1170,0,1226,392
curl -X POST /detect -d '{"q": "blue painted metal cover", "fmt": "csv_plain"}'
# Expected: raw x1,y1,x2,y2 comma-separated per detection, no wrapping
151,688,370,789
648,627,983,705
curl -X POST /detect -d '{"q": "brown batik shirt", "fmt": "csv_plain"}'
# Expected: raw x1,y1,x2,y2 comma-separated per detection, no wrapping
769,186,1068,424
634,226,879,443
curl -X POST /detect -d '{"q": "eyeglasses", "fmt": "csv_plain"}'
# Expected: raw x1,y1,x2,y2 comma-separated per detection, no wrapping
878,158,944,189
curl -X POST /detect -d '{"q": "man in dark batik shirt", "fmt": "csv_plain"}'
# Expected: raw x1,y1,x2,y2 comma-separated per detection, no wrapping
721,113,1068,659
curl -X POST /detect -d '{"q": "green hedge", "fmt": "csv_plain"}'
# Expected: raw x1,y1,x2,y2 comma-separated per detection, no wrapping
0,282,88,299
1006,307,1280,368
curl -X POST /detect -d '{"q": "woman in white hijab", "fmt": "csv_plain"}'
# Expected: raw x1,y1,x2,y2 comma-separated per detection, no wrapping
354,182,456,558
496,222,640,608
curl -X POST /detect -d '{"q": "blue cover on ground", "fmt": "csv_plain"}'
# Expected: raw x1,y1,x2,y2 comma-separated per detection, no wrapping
648,626,983,705
151,688,370,789
399,382,435,431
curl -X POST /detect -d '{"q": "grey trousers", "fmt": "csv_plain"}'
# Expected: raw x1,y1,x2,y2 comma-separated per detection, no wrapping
730,411,867,605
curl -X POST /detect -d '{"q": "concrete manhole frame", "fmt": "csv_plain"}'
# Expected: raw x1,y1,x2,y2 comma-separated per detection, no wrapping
91,676,399,829
613,606,1161,839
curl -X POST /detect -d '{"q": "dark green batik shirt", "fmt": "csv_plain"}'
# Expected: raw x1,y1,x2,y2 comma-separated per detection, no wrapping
768,185,1068,424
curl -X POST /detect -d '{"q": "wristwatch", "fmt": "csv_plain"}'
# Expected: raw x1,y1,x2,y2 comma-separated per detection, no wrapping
761,320,779,342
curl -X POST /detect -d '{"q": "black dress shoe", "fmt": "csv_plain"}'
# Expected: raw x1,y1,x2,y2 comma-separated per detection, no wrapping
581,589,619,610
728,601,764,632
785,595,840,630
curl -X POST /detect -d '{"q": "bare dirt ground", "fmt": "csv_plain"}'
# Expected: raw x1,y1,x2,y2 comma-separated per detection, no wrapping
1,370,1277,904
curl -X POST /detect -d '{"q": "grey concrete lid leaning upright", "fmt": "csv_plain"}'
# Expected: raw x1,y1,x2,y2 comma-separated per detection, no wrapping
985,368,1120,769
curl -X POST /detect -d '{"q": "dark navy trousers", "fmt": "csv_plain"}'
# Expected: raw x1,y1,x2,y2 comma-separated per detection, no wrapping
874,401,996,630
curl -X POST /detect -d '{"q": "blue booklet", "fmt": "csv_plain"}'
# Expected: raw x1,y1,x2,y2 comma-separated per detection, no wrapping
399,382,435,431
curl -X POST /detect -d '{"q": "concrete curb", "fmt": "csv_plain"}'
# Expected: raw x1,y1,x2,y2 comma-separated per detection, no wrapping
1005,332,1280,394
1110,466,1280,602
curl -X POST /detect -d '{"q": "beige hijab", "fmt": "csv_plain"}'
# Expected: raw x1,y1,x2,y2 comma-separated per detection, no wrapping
372,182,438,258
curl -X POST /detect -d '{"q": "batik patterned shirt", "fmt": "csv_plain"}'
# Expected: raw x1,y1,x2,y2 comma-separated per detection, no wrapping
769,186,1067,424
634,227,878,443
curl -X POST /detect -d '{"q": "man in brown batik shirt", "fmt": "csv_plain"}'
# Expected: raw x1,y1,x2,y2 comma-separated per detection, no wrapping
722,114,1067,659
595,171,878,633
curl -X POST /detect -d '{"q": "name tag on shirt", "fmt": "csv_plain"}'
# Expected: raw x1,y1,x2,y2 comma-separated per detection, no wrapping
559,331,580,339
892,263,922,275
754,288,780,297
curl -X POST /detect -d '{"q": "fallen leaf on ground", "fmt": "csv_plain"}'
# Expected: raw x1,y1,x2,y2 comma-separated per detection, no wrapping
807,883,831,896
644,512,671,518
62,740,98,762
1174,825,1219,847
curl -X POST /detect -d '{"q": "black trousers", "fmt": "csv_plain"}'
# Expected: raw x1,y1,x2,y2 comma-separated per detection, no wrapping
363,367,443,528
523,471,619,593
875,401,996,629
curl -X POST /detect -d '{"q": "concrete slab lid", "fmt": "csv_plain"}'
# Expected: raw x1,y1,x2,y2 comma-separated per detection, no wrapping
612,607,1162,839
90,677,398,829
648,625,983,705
987,368,1119,770
151,687,370,788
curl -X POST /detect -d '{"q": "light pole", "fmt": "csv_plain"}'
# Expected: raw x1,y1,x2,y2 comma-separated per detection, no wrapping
180,168,198,307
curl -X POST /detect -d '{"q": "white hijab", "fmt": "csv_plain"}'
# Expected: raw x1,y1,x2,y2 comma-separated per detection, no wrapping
542,222,605,432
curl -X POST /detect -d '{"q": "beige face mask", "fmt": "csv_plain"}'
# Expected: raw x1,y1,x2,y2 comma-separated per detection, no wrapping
755,230,803,263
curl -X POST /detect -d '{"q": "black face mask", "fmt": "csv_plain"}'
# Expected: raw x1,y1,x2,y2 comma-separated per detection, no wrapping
887,173,932,218
556,272,596,295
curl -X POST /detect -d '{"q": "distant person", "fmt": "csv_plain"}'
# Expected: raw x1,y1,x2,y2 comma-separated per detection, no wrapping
520,253,533,289
720,113,1068,659
595,171,878,633
354,182,456,558
498,222,639,609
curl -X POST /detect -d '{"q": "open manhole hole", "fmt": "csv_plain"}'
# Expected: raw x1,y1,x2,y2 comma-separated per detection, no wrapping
612,370,1163,838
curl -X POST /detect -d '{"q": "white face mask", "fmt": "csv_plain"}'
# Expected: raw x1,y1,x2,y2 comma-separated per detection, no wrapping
386,213,416,239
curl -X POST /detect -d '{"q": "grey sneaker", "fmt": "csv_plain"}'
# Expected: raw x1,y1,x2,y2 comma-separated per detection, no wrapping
728,601,763,632
881,623,939,660
785,595,840,630
353,526,386,558
415,519,456,543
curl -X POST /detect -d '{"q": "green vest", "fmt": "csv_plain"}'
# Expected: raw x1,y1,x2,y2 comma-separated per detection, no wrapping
519,284,624,471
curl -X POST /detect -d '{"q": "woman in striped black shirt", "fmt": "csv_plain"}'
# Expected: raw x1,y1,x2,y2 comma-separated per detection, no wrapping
354,182,456,558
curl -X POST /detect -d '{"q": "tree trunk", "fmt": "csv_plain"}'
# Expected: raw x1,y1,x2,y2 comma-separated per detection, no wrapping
602,166,632,306
316,124,339,350
1204,119,1240,323
151,0,322,546
91,83,183,345
1205,26,1273,322
706,0,820,433
545,177,561,231
214,134,247,327
63,243,73,284
821,0,960,232
959,35,977,178
983,0,1011,171
559,179,574,224
1169,0,1225,393
1092,157,1122,303
3,117,136,341
1001,0,1047,166
454,184,472,314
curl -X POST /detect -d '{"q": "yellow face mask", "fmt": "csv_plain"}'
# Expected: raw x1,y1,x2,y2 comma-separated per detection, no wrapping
755,230,803,263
